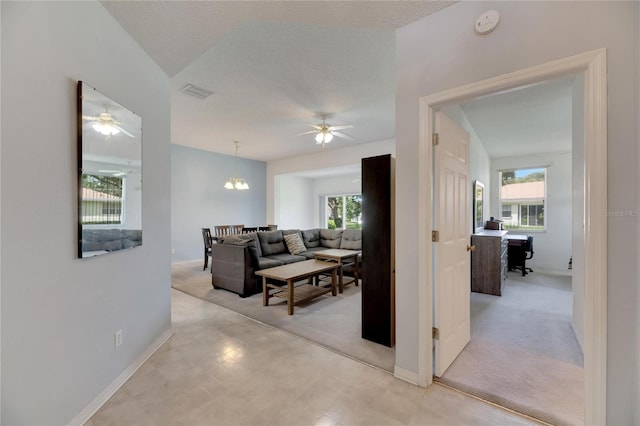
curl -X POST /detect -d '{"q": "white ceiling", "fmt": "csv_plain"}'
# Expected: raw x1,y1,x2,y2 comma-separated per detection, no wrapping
458,77,574,159
101,0,454,161
101,1,572,165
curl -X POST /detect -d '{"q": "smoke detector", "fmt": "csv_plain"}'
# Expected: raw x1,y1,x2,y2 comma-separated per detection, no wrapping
475,10,500,35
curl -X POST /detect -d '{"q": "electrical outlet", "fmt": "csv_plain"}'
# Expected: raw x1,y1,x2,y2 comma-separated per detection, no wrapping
114,330,123,348
171,248,176,254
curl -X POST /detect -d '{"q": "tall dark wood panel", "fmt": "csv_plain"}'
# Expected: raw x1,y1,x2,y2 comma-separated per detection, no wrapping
361,154,395,347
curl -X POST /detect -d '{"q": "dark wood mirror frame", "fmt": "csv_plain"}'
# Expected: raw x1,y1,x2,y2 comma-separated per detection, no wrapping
77,81,142,258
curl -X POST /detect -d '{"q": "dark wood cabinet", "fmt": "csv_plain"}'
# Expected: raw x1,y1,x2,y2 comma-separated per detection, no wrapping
361,154,395,347
471,230,508,296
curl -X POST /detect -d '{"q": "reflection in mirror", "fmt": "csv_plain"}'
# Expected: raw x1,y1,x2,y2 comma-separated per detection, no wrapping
78,81,142,258
474,180,484,233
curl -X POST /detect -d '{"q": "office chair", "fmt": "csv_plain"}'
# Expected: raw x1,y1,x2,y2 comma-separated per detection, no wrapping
508,235,534,276
523,235,534,274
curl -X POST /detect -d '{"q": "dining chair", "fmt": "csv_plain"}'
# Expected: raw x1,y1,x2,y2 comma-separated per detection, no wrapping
230,224,244,235
201,228,213,271
214,225,230,242
242,227,258,233
258,226,270,231
267,224,278,230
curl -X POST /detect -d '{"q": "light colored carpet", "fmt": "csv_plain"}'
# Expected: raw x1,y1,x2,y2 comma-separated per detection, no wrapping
171,261,395,373
438,271,584,426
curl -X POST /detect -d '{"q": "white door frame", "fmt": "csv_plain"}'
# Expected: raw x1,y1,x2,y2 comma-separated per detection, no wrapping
416,49,607,425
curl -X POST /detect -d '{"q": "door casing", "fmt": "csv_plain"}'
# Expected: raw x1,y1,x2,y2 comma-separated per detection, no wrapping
413,49,607,425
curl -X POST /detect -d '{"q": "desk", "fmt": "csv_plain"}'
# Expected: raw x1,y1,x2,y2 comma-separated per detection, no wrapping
507,235,530,276
471,230,508,296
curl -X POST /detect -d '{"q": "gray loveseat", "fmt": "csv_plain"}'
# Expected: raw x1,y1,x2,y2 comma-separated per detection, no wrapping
211,228,361,297
82,229,142,253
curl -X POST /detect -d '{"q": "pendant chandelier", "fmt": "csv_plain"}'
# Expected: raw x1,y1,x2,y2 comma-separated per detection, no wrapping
224,141,250,190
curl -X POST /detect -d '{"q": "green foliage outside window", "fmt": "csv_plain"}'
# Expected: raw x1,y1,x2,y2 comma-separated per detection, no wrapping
326,194,362,230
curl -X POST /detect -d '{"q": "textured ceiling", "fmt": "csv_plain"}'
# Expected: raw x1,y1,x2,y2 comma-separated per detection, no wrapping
459,77,574,159
102,1,454,77
101,1,570,164
101,1,454,161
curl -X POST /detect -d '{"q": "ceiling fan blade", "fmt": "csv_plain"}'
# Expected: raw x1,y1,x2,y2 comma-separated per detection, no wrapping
113,124,135,138
296,130,319,136
82,115,99,121
328,124,353,131
306,124,323,130
332,131,354,141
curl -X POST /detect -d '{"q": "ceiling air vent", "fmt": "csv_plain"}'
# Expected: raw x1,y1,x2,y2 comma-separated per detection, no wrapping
180,84,214,99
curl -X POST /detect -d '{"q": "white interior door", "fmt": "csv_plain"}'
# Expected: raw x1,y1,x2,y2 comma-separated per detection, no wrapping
433,111,471,377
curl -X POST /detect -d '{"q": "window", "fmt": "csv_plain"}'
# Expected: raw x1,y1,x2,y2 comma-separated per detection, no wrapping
81,174,124,225
499,167,545,230
501,205,512,219
326,194,362,230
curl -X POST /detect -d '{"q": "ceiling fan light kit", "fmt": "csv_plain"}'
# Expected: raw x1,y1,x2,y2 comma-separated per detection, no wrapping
92,121,121,136
315,131,333,145
224,141,250,191
84,110,135,138
297,114,354,148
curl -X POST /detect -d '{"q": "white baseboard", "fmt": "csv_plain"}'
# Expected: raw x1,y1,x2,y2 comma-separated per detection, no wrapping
394,365,420,386
528,266,572,276
68,328,174,426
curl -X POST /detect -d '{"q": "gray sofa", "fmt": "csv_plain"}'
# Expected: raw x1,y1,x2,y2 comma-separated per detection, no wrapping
82,229,142,252
211,228,362,297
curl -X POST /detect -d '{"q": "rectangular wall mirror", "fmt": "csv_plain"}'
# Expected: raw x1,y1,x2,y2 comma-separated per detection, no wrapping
474,180,484,233
77,81,142,258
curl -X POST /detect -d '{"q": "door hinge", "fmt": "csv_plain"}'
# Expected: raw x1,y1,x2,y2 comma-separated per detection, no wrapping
432,230,439,242
432,133,439,146
432,327,440,339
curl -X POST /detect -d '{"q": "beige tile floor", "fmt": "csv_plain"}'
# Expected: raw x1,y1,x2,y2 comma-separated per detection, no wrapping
87,289,542,426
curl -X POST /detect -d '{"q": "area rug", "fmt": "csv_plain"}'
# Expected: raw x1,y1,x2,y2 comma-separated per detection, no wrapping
171,261,395,372
438,271,584,426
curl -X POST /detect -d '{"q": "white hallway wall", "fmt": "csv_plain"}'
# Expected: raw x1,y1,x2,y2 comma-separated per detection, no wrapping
395,2,637,423
1,2,171,424
267,139,395,226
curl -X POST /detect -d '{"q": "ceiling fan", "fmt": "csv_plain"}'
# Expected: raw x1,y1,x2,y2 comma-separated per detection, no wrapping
297,115,354,147
98,169,134,177
83,110,134,138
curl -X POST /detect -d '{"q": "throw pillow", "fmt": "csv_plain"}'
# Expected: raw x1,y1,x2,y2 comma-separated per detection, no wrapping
284,233,307,255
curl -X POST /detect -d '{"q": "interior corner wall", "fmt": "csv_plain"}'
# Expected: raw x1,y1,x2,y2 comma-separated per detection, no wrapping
266,139,395,225
1,2,171,424
170,145,266,262
442,105,492,225
396,2,637,423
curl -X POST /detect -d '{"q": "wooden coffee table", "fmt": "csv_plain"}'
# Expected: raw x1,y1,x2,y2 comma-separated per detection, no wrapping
256,260,339,315
313,249,361,293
